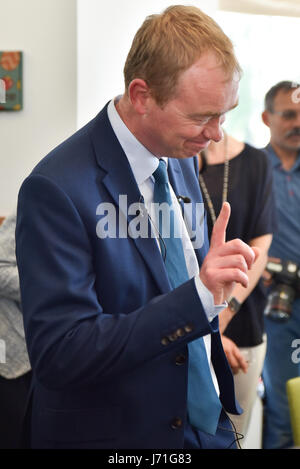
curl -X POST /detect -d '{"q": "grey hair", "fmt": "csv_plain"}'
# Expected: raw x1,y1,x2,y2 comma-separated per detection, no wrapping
264,81,300,111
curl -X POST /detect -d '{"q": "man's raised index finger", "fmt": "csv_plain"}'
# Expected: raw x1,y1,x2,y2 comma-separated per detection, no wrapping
210,202,231,248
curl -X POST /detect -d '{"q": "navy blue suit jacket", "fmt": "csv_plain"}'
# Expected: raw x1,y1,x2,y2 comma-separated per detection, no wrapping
16,103,240,448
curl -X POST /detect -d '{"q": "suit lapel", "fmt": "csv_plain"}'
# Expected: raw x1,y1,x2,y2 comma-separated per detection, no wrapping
89,106,171,294
167,158,186,200
168,158,207,267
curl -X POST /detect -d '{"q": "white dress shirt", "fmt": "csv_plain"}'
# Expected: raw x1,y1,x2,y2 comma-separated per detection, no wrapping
107,97,224,394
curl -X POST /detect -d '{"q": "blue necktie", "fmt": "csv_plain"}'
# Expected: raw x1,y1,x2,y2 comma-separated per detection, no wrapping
153,159,222,435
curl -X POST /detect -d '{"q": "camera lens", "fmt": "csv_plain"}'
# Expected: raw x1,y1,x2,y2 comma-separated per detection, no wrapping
264,284,295,321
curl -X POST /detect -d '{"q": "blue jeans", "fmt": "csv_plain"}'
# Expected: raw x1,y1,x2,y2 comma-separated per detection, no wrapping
263,299,300,449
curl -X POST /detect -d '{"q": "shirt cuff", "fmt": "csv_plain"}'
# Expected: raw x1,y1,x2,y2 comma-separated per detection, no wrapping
194,276,227,322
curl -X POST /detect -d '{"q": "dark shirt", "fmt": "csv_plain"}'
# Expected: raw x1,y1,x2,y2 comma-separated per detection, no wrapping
265,144,300,264
201,143,276,347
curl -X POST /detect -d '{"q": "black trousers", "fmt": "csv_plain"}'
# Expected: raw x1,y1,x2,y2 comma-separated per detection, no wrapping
0,371,32,449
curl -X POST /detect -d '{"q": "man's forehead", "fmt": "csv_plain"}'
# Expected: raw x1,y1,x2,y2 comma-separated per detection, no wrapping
188,99,239,118
274,89,300,108
179,52,238,85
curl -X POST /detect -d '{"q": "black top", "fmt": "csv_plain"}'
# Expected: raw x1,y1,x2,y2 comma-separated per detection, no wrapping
200,143,276,347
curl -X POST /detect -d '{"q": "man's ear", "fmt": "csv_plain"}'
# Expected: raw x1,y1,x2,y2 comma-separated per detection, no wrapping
262,110,270,128
128,79,151,115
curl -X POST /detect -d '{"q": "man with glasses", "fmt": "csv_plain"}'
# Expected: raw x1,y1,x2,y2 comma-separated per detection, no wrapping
15,5,257,449
261,81,300,449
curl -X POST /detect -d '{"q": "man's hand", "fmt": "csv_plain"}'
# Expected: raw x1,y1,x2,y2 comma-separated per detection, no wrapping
200,202,259,305
221,335,248,374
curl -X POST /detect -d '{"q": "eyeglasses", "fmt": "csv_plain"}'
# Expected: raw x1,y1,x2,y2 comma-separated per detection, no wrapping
271,109,300,121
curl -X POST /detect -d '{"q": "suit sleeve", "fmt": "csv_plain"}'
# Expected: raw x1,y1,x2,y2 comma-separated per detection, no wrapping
16,173,216,390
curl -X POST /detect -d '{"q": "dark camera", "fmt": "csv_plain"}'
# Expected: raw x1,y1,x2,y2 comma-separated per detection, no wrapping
264,260,300,321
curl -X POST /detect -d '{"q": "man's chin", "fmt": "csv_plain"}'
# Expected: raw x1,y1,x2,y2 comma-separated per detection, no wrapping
170,151,199,159
188,141,210,154
173,143,209,159
285,134,300,146
284,141,300,152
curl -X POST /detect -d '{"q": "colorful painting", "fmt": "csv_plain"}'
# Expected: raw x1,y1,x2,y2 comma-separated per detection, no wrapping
0,51,23,111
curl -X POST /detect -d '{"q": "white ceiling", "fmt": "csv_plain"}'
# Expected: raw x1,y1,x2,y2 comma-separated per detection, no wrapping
219,0,300,17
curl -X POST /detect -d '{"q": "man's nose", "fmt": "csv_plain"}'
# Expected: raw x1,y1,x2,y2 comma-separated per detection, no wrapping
202,116,224,142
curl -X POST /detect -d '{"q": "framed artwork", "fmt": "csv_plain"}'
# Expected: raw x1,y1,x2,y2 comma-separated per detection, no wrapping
0,51,23,111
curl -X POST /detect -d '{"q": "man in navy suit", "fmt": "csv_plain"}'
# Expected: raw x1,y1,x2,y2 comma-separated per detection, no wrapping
16,5,257,449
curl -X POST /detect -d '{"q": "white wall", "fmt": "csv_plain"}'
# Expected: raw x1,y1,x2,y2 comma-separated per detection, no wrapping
0,0,77,216
215,11,300,148
77,0,218,129
220,0,300,17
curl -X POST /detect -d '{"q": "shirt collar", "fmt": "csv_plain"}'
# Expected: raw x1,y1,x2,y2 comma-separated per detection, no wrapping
266,143,300,171
107,97,167,185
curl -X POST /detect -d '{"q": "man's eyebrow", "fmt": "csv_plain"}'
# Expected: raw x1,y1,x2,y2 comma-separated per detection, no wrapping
275,108,300,112
188,100,239,119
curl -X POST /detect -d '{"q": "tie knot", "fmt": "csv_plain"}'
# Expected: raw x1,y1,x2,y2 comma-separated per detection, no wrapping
153,159,168,185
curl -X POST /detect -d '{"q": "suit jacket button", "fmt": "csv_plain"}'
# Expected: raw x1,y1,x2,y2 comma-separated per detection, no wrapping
161,337,169,346
184,324,194,334
171,418,183,429
176,328,185,338
175,354,186,365
167,332,178,342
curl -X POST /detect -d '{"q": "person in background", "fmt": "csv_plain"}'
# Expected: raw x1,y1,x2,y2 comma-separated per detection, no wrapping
0,213,31,448
198,131,275,444
261,80,300,449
